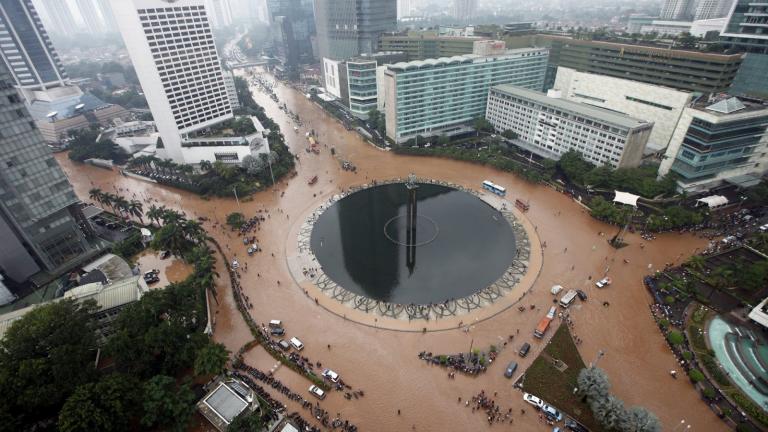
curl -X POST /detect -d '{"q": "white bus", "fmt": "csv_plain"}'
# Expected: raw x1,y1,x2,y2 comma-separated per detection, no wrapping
482,180,506,196
559,289,578,308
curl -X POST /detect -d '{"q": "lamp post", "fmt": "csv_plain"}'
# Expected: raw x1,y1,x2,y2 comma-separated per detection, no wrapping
590,349,605,368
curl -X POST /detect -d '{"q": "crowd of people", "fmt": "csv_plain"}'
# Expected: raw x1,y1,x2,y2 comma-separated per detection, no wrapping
465,390,516,425
237,363,359,431
418,349,497,375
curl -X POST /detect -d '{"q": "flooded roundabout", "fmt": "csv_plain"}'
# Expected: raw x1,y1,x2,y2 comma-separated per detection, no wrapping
288,177,538,328
53,68,726,431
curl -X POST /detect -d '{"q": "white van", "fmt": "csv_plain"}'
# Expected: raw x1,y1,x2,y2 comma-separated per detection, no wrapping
269,320,282,328
559,289,578,308
290,337,304,351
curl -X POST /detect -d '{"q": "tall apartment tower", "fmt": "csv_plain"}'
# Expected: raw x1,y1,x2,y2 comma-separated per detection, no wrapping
0,0,69,91
38,0,78,35
397,0,412,18
0,63,91,283
75,0,106,33
206,0,232,28
95,0,118,30
660,0,696,20
453,0,477,22
694,0,735,20
267,0,315,72
720,0,768,97
315,0,397,62
110,0,234,163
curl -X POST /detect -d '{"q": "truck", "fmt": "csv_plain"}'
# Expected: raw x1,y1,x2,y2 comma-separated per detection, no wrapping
534,306,557,338
559,289,578,308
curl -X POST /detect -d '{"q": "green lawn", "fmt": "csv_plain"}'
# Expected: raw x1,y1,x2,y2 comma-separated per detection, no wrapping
522,323,603,431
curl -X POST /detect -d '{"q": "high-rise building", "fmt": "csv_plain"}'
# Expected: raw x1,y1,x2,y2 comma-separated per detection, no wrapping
397,0,412,18
485,86,652,169
553,67,694,153
111,0,269,165
694,0,735,20
381,48,548,142
38,0,78,35
720,0,768,98
266,0,315,73
536,35,743,93
111,0,233,163
0,63,92,284
658,96,768,192
660,0,696,20
206,0,232,28
221,69,240,109
315,0,397,62
453,0,476,22
75,0,105,33
95,0,118,30
0,0,69,91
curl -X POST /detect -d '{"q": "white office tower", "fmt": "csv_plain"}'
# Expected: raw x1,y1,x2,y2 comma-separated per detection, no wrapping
694,0,734,20
110,0,258,164
75,0,105,33
660,0,696,20
206,0,233,28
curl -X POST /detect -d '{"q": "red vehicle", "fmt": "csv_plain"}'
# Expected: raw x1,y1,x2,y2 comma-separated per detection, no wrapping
515,199,530,212
534,306,557,338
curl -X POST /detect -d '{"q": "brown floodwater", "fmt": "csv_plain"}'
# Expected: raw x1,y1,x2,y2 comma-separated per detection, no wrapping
53,68,722,431
134,250,194,289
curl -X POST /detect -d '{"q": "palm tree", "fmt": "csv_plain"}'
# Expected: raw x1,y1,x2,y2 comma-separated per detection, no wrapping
160,208,186,226
685,255,706,272
199,160,213,172
711,266,734,289
146,204,164,227
88,188,102,204
113,196,130,219
182,220,204,242
127,200,144,224
101,192,117,213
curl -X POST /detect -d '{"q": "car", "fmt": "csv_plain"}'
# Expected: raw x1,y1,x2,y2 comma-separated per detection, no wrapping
322,369,340,383
519,342,531,357
595,277,612,288
576,289,587,301
270,327,285,336
308,385,325,400
159,250,170,259
523,393,544,409
542,404,563,421
565,418,588,432
504,361,518,378
290,337,304,351
277,339,290,351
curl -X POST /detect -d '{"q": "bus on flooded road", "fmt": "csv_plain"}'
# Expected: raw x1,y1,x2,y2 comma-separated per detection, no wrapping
482,180,506,196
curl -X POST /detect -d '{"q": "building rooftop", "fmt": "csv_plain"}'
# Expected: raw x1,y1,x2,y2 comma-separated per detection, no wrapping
387,47,547,71
491,84,652,129
0,275,147,340
197,378,254,431
539,34,744,60
691,95,768,115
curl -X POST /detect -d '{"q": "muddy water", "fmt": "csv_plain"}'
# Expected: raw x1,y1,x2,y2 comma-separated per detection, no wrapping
134,250,193,289
54,69,721,431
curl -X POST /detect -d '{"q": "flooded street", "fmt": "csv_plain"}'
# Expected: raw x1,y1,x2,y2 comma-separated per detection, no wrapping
54,69,721,431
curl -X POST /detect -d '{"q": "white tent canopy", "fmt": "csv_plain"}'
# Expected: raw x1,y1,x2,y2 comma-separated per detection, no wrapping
696,195,729,208
613,191,640,207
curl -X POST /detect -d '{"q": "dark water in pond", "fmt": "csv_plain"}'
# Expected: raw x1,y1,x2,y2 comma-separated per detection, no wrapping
309,183,517,304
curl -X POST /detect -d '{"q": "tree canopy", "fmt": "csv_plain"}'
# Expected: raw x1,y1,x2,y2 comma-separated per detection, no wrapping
0,299,98,429
58,373,141,432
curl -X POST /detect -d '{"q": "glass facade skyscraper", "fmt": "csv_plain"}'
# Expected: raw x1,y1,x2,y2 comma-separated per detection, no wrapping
659,97,768,192
267,0,315,74
0,0,69,90
0,63,90,283
315,0,396,61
